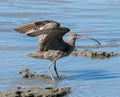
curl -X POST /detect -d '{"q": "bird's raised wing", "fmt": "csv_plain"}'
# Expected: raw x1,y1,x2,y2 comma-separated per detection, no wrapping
14,20,60,37
15,20,70,51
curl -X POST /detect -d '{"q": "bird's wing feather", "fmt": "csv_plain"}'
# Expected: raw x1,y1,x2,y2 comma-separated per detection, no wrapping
14,20,60,37
14,20,70,51
40,27,70,51
14,23,36,34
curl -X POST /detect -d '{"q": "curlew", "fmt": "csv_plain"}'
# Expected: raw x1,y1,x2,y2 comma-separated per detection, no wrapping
15,20,101,81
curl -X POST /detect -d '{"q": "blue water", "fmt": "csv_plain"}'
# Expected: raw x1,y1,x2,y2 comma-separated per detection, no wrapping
0,0,120,96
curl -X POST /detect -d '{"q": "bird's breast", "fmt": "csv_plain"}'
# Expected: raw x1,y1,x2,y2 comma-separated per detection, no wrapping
27,50,67,61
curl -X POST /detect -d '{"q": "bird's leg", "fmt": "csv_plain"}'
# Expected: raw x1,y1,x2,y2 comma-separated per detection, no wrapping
47,60,55,81
54,60,60,80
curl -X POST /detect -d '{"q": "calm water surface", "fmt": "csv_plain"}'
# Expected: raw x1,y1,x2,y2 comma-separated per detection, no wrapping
0,0,120,97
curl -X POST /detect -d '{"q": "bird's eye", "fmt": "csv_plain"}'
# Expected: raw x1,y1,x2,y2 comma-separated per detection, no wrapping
74,34,77,37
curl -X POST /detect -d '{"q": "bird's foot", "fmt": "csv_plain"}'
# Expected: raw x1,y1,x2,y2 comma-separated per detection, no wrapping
51,77,60,82
50,76,56,81
51,78,55,81
57,76,60,80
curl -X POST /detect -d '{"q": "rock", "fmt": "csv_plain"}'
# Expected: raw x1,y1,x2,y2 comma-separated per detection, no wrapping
19,69,35,78
0,87,71,97
71,51,120,59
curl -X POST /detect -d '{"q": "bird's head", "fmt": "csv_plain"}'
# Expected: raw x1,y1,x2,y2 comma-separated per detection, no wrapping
69,33,79,40
69,33,101,45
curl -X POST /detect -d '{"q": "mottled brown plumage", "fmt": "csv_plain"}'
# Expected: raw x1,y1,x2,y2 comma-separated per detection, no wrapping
15,20,101,81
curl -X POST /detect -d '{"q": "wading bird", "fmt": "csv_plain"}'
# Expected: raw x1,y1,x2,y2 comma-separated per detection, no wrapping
15,20,101,81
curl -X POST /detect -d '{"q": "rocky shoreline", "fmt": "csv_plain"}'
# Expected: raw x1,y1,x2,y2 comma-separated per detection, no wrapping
0,87,71,97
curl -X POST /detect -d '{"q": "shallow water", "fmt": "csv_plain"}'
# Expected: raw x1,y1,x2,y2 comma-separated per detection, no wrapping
0,0,120,96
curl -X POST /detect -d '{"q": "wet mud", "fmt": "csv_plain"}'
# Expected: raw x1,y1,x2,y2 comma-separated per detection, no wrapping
71,51,120,59
19,69,53,80
19,69,65,81
19,69,35,79
0,87,71,97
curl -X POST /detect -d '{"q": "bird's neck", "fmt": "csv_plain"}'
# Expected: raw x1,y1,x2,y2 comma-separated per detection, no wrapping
67,38,76,49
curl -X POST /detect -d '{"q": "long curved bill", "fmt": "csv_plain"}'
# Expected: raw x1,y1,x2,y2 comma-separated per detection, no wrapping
77,34,101,45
